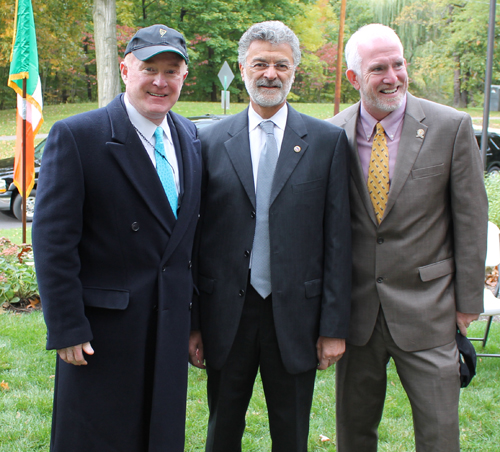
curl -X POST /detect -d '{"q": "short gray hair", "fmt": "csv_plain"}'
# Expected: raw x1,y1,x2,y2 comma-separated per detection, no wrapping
238,21,301,67
345,24,403,75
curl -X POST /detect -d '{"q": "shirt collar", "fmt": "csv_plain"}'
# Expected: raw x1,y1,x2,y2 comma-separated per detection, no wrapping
124,94,173,145
359,94,407,142
248,102,288,133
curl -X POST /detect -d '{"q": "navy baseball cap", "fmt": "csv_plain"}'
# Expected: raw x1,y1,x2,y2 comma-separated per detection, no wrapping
124,24,189,63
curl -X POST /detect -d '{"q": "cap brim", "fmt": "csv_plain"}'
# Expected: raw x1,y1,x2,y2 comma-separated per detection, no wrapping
132,45,188,63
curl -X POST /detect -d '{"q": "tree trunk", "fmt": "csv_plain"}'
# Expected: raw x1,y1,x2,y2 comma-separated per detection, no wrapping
460,71,470,108
93,0,121,107
453,53,461,108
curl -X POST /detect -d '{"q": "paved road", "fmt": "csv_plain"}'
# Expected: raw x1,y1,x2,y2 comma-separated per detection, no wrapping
0,210,23,229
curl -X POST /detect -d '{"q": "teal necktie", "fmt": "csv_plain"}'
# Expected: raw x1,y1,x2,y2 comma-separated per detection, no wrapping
154,127,178,218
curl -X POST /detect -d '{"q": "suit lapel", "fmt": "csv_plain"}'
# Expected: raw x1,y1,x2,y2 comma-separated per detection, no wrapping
224,109,257,208
341,104,378,225
269,105,307,206
383,94,427,219
105,95,174,235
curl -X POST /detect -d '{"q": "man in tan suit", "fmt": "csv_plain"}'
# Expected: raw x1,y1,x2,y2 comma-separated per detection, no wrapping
328,24,487,451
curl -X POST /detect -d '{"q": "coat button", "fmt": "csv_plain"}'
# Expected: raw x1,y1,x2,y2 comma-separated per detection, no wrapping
189,302,193,310
162,265,167,272
377,277,384,283
377,237,384,244
239,290,245,297
131,222,140,231
250,211,256,219
188,260,192,269
244,250,250,258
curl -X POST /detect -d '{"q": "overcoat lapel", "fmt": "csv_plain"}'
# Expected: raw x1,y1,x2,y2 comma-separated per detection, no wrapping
224,109,257,208
104,95,175,236
383,94,427,220
161,111,201,260
269,105,308,206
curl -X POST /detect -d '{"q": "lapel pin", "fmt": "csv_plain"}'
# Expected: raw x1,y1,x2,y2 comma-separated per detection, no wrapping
294,146,301,153
416,129,425,139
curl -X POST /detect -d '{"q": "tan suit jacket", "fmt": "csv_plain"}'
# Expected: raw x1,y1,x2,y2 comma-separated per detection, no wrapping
328,93,487,352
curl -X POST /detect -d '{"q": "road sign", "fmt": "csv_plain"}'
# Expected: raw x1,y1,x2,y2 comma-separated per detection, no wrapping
218,61,234,90
218,62,234,114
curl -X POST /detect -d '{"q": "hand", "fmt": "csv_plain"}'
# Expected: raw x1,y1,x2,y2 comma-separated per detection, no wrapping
189,330,205,369
57,342,94,366
456,311,480,336
316,336,345,370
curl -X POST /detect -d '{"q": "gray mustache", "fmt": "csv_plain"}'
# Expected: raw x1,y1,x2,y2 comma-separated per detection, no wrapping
256,80,282,88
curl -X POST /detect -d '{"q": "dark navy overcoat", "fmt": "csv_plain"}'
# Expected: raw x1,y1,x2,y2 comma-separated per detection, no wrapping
33,94,201,452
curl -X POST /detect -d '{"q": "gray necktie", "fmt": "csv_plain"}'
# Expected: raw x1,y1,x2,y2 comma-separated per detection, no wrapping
251,120,279,299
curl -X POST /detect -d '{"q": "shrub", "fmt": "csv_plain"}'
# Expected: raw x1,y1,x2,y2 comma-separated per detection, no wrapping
485,173,500,227
0,237,39,306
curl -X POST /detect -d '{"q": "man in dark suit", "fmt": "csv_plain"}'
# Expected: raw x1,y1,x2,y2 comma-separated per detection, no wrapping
188,21,351,452
32,25,201,452
327,24,487,451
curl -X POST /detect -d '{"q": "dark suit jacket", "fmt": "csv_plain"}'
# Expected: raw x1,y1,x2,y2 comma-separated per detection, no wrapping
32,94,201,452
193,104,351,375
327,93,488,352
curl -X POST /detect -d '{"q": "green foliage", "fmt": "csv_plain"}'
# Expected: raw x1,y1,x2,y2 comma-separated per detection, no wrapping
0,312,54,451
0,238,38,304
485,173,500,228
372,0,498,107
1,312,500,450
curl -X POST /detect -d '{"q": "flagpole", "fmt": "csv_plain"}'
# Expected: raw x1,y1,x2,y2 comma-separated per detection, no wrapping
22,77,27,244
334,0,346,116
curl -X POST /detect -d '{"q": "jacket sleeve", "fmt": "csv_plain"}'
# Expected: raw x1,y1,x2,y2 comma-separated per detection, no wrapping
319,128,352,338
32,120,93,350
450,113,488,313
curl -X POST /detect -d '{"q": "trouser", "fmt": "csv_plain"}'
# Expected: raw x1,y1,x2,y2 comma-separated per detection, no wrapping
205,284,317,452
336,308,460,452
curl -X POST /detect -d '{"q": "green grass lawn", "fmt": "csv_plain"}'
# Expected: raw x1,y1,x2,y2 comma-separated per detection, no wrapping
0,101,345,160
0,309,498,451
1,101,500,450
2,100,500,159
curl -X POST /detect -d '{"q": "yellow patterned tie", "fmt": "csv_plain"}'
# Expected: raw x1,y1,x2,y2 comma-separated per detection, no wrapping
367,123,390,224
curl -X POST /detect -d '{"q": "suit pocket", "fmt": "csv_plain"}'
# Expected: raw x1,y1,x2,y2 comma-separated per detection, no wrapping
418,258,455,282
198,274,215,294
411,164,444,179
304,278,323,298
292,179,325,194
83,287,130,310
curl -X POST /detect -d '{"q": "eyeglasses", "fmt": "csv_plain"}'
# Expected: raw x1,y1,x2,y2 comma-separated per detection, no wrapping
247,62,294,72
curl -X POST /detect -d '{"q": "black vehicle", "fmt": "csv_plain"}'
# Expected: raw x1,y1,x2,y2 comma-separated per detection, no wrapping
0,114,226,222
0,138,44,221
474,126,500,175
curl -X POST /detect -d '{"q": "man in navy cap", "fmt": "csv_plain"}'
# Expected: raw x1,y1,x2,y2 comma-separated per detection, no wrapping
33,24,201,452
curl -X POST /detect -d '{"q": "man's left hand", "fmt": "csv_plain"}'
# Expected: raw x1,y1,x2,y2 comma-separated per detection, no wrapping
456,311,480,336
316,336,345,370
189,330,206,369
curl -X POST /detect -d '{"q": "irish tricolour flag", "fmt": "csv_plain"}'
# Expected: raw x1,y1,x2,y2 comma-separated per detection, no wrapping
7,0,43,198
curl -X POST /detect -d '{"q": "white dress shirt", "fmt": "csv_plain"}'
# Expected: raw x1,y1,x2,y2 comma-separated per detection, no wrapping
248,103,288,190
124,95,180,194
